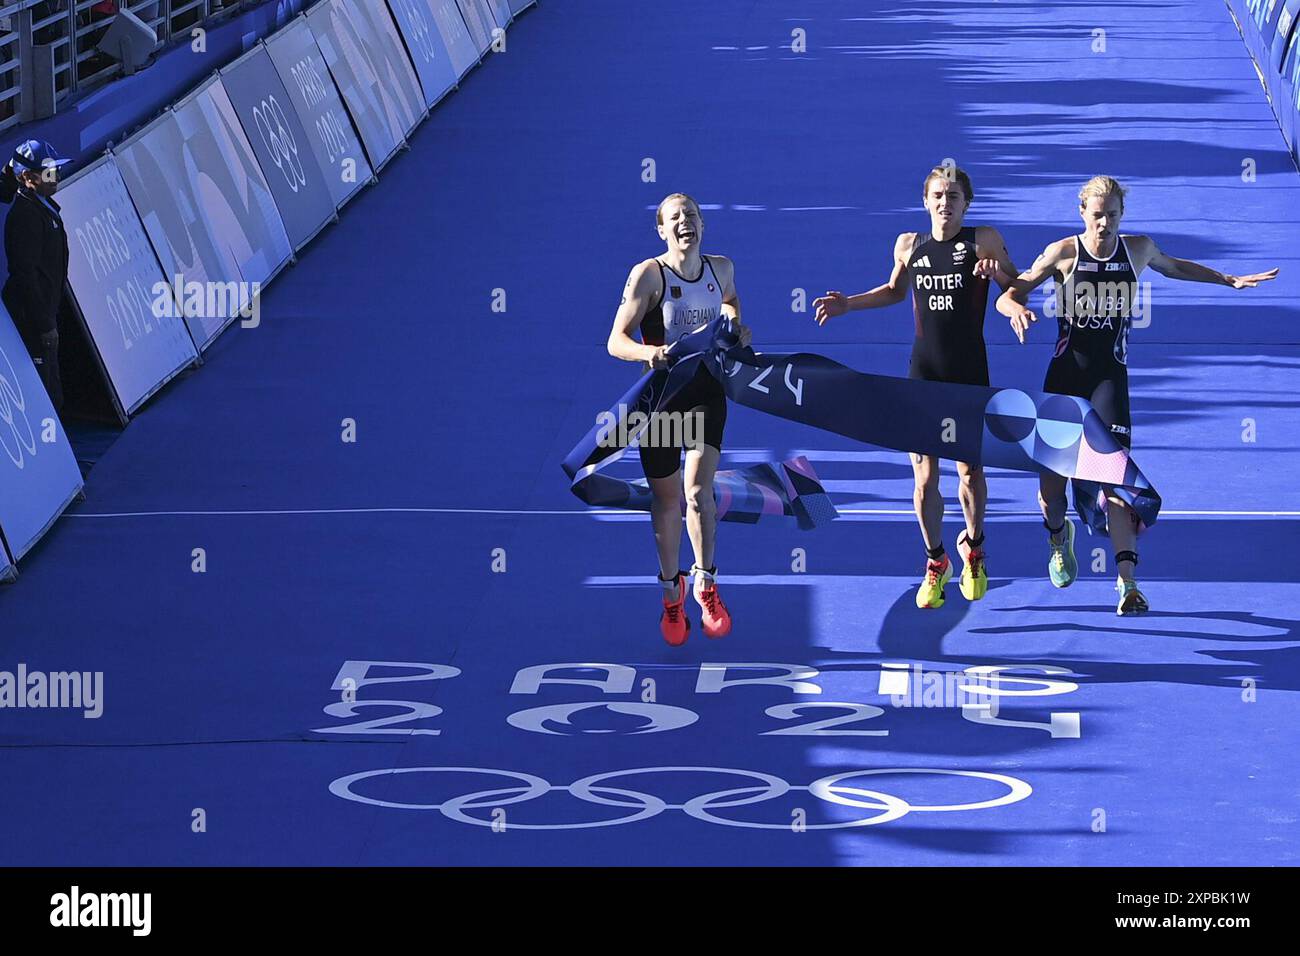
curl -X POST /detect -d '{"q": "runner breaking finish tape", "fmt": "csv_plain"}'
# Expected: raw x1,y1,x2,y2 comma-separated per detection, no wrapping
814,164,1022,609
603,193,751,646
997,175,1278,615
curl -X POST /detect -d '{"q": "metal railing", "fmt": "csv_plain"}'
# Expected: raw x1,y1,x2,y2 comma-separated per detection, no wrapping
0,0,263,131
0,13,20,132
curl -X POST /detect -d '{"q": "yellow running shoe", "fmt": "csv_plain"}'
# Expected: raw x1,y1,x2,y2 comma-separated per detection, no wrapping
959,548,988,601
916,557,953,609
957,532,988,602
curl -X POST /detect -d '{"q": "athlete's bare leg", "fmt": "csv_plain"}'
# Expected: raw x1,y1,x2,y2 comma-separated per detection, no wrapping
649,472,684,596
1107,495,1139,581
683,444,719,593
1039,472,1070,540
955,460,986,545
911,453,944,553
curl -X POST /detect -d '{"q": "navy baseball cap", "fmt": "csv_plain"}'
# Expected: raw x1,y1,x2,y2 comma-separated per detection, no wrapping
10,139,72,173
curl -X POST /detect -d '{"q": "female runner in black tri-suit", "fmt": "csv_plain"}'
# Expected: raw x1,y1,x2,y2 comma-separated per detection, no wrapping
606,193,752,645
997,175,1277,614
815,165,1020,609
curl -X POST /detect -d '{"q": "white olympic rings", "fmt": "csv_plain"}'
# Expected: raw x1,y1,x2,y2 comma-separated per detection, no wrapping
328,765,1032,831
252,94,307,192
0,343,38,469
396,0,440,64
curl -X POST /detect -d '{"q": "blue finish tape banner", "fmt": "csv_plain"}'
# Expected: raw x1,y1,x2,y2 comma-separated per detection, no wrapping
563,362,837,530
565,318,1161,536
0,304,83,564
264,14,373,210
219,45,336,251
57,156,198,415
563,324,838,530
385,0,461,108
307,0,420,171
456,0,495,56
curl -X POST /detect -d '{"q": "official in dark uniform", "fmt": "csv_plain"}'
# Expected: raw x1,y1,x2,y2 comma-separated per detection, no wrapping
2,140,72,411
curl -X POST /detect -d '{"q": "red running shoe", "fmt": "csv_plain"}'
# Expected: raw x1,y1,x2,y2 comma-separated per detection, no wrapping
660,572,690,646
693,567,732,639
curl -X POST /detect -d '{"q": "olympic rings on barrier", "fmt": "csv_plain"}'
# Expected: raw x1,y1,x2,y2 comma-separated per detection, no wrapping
395,0,440,65
252,94,306,192
0,343,38,469
328,765,1033,830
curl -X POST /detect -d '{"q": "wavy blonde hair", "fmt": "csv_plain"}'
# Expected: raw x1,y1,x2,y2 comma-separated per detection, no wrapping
1079,175,1126,210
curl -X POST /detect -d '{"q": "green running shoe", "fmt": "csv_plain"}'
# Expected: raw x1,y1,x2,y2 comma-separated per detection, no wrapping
1116,578,1149,616
1048,518,1078,588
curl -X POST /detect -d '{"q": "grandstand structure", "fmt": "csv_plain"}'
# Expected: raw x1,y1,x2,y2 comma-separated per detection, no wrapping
0,0,275,133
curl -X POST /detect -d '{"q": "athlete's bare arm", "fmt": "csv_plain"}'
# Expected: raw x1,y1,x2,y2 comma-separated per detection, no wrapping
996,238,1076,343
1126,235,1279,288
709,255,753,347
813,232,917,326
974,225,1019,292
608,259,670,368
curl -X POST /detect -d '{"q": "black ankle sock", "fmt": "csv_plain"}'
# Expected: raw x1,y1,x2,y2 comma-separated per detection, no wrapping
1044,520,1064,537
1115,550,1138,567
964,531,985,549
926,545,946,562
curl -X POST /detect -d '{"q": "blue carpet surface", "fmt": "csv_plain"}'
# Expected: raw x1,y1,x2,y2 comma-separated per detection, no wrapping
1,0,1297,865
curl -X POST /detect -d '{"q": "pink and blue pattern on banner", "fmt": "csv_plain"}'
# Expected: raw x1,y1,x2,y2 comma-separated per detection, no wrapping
982,388,1159,534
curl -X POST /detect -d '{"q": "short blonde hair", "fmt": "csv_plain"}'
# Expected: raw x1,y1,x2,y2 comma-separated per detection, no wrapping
1079,175,1126,210
656,192,700,226
922,165,974,203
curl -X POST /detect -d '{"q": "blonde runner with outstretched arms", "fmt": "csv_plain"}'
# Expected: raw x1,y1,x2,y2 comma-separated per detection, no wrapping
997,175,1278,614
